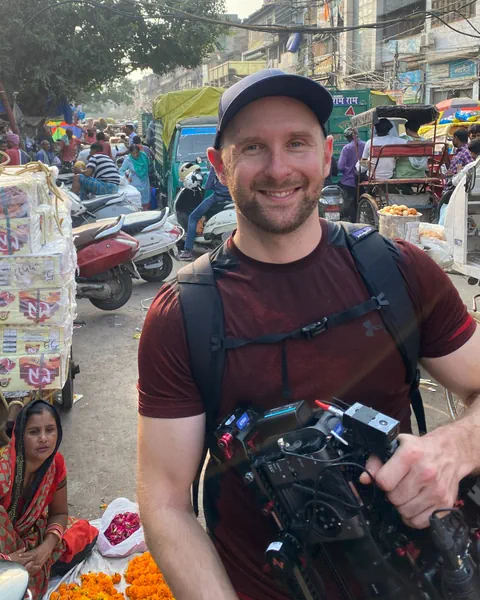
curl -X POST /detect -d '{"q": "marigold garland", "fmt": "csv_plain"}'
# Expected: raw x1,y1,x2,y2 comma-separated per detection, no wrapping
50,572,124,600
124,552,175,600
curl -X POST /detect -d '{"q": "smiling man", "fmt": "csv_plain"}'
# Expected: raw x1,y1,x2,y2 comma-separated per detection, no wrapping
137,70,480,600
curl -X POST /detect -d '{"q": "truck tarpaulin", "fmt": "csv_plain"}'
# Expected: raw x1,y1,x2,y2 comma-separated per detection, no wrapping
152,87,223,149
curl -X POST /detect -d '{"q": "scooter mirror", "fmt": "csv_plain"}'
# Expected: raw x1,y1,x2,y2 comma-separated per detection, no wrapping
0,561,31,600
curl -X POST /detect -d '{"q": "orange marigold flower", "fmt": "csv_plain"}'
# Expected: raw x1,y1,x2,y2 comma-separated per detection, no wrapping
55,571,125,599
124,553,175,600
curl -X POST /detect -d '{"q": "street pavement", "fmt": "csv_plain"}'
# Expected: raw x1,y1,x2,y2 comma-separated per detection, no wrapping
60,263,478,520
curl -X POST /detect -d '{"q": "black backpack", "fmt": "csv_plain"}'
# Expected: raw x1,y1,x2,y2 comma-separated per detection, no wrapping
177,222,426,515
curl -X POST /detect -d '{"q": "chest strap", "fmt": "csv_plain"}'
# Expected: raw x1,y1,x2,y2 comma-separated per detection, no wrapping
220,294,389,351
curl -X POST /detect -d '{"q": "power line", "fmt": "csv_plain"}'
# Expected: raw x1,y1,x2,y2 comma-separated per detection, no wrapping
19,0,480,39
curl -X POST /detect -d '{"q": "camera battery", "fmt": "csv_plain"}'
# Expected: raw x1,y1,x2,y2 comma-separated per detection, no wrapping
343,403,400,460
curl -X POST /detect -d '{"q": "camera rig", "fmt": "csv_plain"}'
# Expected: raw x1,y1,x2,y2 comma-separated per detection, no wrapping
215,400,480,600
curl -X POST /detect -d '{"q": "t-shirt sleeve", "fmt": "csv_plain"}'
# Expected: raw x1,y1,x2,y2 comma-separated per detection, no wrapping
362,141,370,160
396,240,476,358
86,156,96,171
137,283,204,419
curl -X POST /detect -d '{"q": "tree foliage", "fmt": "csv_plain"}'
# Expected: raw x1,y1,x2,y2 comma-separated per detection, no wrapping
1,0,225,115
77,79,136,108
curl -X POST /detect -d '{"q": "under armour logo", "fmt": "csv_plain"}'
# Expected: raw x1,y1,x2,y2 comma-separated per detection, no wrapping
363,320,386,337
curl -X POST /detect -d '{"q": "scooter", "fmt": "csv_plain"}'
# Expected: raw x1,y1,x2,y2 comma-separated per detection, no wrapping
74,215,140,310
174,166,236,249
0,561,32,600
96,208,185,283
62,187,140,227
318,185,345,222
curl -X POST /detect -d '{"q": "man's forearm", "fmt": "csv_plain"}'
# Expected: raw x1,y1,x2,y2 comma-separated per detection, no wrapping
142,506,238,600
444,391,480,475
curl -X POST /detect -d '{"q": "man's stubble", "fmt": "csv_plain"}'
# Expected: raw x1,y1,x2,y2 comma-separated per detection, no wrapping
224,168,324,235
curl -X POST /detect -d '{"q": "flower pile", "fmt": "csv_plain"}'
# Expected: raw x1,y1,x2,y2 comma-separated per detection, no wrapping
50,572,124,600
125,552,175,600
105,512,141,546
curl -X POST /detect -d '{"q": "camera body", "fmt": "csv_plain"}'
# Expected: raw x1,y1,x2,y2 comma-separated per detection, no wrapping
215,400,480,600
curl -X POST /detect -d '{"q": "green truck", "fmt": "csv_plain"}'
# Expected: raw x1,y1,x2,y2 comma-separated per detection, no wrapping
326,89,396,161
152,87,223,208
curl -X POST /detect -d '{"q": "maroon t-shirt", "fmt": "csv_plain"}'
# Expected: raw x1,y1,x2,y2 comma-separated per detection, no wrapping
138,219,476,600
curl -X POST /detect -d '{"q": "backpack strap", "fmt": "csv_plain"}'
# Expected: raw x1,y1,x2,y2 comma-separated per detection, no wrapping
177,243,234,515
329,221,426,434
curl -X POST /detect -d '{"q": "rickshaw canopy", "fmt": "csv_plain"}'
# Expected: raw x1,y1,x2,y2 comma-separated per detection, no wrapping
349,105,439,130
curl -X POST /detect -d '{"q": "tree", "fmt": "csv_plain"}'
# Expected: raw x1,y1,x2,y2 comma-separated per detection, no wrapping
1,0,225,115
77,79,136,109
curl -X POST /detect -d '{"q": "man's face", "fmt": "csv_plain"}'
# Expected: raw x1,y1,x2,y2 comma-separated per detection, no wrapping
0,142,7,153
66,129,73,139
41,141,50,151
208,96,332,235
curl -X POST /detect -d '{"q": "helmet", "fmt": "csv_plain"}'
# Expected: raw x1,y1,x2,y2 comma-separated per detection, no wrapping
179,162,201,182
74,161,86,170
184,171,203,190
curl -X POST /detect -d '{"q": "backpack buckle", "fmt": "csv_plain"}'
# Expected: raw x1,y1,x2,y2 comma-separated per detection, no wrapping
373,293,389,309
211,336,223,352
301,318,328,339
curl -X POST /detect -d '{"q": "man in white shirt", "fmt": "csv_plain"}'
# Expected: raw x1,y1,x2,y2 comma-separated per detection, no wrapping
361,118,406,180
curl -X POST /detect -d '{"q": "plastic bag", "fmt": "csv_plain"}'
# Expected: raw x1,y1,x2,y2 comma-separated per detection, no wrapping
97,498,147,558
421,237,453,270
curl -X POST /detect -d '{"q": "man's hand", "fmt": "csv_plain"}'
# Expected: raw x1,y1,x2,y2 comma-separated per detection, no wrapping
360,426,473,529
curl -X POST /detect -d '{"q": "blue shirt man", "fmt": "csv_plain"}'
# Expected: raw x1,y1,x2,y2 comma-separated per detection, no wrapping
179,166,232,260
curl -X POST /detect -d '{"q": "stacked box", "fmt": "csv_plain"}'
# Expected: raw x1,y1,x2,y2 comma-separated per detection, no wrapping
0,166,76,393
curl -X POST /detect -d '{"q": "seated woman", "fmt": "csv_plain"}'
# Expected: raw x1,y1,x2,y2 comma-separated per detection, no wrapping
0,401,98,599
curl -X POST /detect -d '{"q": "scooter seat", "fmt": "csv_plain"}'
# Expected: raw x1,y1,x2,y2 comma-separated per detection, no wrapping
82,196,112,212
122,208,168,236
73,220,117,249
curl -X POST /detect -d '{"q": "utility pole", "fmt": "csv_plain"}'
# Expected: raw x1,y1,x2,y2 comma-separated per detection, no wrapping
392,42,400,90
0,80,20,136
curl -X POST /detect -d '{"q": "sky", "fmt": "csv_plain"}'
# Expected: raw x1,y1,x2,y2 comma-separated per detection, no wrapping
226,0,262,19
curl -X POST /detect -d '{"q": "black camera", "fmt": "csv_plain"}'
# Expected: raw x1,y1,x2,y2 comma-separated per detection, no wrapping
215,400,480,600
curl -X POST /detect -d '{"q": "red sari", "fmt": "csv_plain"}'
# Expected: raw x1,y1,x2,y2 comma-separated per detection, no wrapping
0,441,98,599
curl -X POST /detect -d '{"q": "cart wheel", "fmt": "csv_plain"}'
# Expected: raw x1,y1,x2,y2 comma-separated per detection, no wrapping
357,195,380,227
56,355,79,411
445,390,466,421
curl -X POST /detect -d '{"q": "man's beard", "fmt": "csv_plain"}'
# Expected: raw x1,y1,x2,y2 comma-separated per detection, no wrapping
227,174,323,235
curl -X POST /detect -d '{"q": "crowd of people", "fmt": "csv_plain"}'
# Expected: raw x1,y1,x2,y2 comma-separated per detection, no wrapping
0,121,155,210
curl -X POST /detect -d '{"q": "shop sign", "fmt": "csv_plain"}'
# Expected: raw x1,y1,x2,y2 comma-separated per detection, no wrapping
332,95,360,106
449,60,477,79
398,70,423,104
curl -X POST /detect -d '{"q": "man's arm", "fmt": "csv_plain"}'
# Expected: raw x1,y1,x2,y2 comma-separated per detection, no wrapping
337,147,347,172
137,413,238,600
362,326,480,529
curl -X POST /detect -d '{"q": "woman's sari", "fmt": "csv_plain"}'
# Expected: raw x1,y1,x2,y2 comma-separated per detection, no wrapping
0,401,98,599
120,151,151,205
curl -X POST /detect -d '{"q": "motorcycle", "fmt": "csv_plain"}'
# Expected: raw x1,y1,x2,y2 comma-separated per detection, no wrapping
74,215,140,310
175,167,236,249
0,561,31,600
96,208,184,283
318,185,345,222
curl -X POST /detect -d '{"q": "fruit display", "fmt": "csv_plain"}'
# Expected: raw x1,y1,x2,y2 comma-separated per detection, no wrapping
379,205,420,217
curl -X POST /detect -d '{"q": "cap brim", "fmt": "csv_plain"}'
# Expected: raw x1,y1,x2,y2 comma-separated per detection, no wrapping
214,74,333,149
